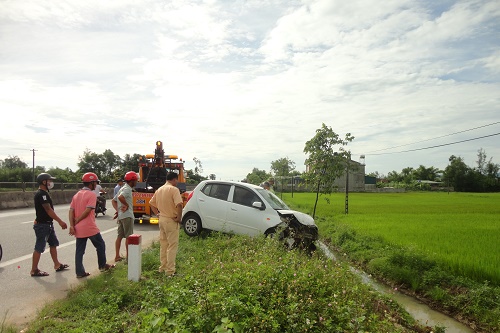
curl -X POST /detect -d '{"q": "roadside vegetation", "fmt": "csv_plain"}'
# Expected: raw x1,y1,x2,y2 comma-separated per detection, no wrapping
283,191,500,333
6,233,437,333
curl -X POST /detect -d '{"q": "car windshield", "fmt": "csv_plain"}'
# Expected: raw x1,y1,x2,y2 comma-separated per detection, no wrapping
256,188,289,210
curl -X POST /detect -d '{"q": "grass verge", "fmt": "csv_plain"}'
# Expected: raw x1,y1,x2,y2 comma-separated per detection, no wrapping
11,232,436,333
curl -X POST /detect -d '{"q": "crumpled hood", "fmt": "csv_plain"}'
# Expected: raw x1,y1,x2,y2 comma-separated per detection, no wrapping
277,210,316,226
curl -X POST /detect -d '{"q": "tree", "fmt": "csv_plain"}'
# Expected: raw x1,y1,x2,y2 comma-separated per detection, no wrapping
47,167,79,183
443,155,470,191
1,155,28,169
77,148,122,182
118,153,141,178
101,149,122,180
401,167,414,183
386,170,401,182
271,157,296,177
271,157,296,194
193,157,203,176
185,169,207,184
245,168,270,185
413,165,440,181
303,123,354,218
209,174,216,180
367,171,381,179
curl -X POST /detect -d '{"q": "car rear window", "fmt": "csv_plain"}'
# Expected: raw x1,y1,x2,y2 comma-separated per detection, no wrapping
201,183,231,201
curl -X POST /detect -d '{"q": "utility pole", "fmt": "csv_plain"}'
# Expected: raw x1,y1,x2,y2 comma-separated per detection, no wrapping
345,162,349,214
31,148,37,189
345,153,350,215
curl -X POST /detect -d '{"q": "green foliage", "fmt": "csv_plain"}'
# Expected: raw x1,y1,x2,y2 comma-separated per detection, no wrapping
0,155,28,169
77,148,122,182
270,157,296,177
245,167,271,185
46,167,80,183
283,192,500,332
303,123,354,217
186,168,208,184
20,234,426,333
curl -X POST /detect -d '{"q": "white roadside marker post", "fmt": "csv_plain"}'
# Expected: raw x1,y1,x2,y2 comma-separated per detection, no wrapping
127,234,142,281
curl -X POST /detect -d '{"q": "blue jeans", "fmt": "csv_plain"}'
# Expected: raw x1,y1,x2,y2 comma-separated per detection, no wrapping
75,233,106,276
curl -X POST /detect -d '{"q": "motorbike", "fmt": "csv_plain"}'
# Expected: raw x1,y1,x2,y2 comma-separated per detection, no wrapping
95,191,107,217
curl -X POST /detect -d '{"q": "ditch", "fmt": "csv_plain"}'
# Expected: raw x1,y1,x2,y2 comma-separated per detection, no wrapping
317,241,474,333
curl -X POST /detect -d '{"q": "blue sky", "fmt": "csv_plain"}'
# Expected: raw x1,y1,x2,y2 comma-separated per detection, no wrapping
1,0,499,180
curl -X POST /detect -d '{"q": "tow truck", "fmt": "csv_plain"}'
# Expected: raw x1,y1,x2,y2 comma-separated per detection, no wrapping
133,140,188,224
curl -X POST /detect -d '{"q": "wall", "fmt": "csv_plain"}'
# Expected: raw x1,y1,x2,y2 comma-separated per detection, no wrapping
0,190,78,210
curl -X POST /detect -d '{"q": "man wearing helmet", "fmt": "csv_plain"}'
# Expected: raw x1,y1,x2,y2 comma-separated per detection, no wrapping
30,173,69,277
111,171,138,262
68,172,115,278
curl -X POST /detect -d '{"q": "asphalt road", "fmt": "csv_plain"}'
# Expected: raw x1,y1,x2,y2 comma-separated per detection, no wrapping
0,200,161,329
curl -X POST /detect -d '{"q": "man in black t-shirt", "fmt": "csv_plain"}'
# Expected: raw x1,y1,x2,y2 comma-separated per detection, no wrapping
30,173,69,277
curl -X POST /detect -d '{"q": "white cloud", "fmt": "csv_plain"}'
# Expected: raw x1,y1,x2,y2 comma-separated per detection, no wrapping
0,0,499,179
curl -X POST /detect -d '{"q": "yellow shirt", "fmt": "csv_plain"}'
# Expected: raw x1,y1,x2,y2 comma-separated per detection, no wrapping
149,183,183,219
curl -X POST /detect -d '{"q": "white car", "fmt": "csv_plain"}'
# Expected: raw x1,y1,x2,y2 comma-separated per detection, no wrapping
182,180,318,250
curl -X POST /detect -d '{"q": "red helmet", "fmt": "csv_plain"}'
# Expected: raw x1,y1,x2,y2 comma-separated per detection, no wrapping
82,172,99,183
124,171,138,181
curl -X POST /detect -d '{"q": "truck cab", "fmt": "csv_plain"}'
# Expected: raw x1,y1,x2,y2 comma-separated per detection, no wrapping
133,141,188,223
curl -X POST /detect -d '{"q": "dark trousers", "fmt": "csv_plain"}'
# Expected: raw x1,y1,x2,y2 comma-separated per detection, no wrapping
75,233,106,276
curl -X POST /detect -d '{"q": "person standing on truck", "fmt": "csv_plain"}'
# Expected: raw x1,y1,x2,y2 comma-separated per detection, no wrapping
149,172,183,277
68,172,115,278
30,173,69,277
112,171,138,262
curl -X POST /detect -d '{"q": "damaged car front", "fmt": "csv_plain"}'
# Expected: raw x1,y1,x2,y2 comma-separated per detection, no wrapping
256,188,319,253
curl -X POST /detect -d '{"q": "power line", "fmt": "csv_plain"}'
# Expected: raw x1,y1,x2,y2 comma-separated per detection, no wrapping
366,121,500,153
367,132,500,156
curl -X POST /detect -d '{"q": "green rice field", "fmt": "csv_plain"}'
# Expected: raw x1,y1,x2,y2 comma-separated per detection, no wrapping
281,191,500,285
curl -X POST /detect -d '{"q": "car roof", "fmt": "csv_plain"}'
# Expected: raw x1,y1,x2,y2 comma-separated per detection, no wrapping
199,180,262,190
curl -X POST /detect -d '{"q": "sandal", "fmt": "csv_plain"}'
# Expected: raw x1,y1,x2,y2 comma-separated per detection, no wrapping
76,272,91,278
114,257,125,262
100,264,116,272
55,264,69,272
31,269,49,277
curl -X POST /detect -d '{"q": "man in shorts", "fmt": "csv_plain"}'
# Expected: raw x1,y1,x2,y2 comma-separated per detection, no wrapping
112,171,138,262
31,173,69,277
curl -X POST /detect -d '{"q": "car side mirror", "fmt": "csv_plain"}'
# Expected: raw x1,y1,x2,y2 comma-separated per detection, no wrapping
252,201,264,210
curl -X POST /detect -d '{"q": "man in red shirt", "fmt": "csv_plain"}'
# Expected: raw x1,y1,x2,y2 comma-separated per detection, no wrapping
69,172,115,278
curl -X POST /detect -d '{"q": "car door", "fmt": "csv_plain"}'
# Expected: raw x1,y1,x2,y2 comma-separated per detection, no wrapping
196,182,231,231
226,185,268,236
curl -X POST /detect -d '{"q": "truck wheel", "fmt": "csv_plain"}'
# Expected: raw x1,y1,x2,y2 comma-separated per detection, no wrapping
183,214,202,237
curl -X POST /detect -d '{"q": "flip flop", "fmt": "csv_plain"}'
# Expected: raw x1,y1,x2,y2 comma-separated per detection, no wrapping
55,264,69,272
114,257,125,262
31,269,49,277
100,264,116,272
76,272,91,278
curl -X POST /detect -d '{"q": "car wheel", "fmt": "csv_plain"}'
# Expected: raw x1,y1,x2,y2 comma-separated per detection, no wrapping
264,227,277,238
183,214,202,237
